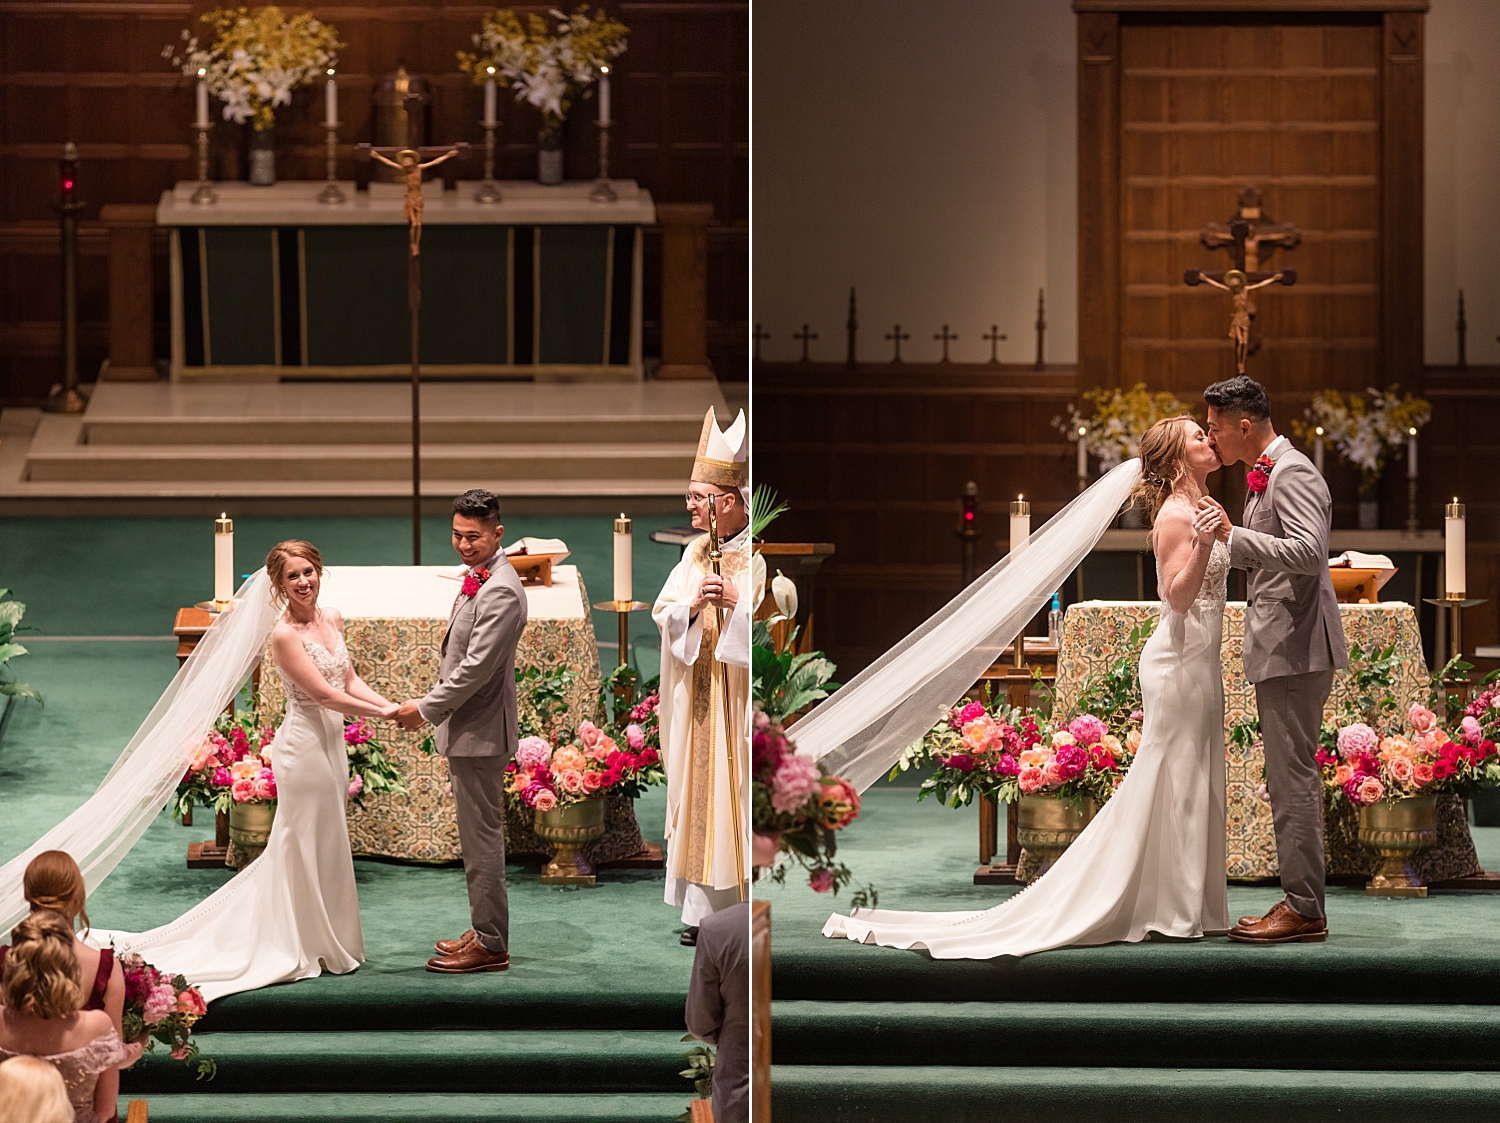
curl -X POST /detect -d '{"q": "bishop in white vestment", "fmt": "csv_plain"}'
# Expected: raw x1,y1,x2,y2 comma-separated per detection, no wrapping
653,407,752,937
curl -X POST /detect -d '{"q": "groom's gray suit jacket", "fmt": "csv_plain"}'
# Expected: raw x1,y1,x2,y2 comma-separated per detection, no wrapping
1227,443,1348,683
418,556,528,758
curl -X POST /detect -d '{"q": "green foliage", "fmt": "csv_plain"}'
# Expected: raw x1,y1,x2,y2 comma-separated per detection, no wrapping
752,620,839,724
517,662,579,738
1074,621,1150,730
0,589,41,705
677,1035,715,1118
751,485,790,539
1345,642,1399,729
1429,654,1477,727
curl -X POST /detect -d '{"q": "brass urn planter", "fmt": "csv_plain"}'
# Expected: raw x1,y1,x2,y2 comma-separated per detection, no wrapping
1016,794,1097,881
535,796,606,885
1359,794,1437,897
228,800,277,864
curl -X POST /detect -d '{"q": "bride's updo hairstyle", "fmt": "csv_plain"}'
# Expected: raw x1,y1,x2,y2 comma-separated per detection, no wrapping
1128,414,1196,524
1,910,83,1020
266,540,324,608
22,850,89,933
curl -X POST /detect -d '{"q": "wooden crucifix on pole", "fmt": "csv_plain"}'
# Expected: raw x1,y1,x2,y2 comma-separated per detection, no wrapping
1184,218,1296,376
354,141,471,564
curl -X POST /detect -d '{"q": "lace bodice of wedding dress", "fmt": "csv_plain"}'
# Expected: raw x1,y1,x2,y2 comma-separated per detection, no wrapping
822,521,1231,959
284,636,348,706
0,1027,127,1123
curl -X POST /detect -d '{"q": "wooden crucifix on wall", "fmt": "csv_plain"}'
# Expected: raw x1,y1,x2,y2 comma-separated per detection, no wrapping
354,142,470,564
1184,218,1296,376
1199,187,1299,362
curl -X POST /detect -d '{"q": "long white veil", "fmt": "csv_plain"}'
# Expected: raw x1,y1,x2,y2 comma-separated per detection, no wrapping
787,459,1143,792
1,570,279,932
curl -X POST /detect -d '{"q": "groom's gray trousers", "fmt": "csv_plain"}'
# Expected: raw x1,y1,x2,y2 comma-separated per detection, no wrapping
448,756,511,954
1255,669,1335,920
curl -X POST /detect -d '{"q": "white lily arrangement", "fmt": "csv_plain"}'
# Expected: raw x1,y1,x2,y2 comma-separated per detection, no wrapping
1291,386,1431,489
164,6,342,133
458,6,627,133
1053,383,1195,468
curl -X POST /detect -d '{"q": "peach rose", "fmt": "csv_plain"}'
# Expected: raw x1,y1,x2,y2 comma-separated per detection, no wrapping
1380,735,1416,762
582,769,604,792
533,789,558,812
1041,759,1065,787
1019,747,1051,770
230,759,259,781
230,778,255,803
1333,764,1354,787
558,769,587,794
1125,729,1142,754
1413,761,1435,786
1386,755,1414,785
1409,704,1438,735
1018,766,1045,794
552,746,587,773
252,776,274,801
187,740,217,773
1050,731,1076,748
1356,775,1385,805
1099,734,1123,759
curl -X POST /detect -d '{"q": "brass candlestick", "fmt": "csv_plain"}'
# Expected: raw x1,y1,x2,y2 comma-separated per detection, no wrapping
317,121,345,204
591,598,651,670
475,122,501,203
191,122,216,205
590,120,616,203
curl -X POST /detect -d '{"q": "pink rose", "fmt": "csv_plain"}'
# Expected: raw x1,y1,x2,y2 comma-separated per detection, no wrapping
1337,723,1378,761
1041,759,1065,787
175,989,207,1017
943,753,976,772
516,736,553,771
808,869,835,894
171,1045,191,1060
559,769,587,794
771,754,823,814
252,776,274,801
1246,468,1269,493
1356,775,1385,805
1461,716,1482,746
231,778,256,803
625,724,646,751
1386,755,1413,785
577,720,603,749
212,767,232,788
533,789,558,812
347,775,364,799
1409,705,1438,735
952,701,987,729
582,769,604,792
1018,766,1045,794
1257,783,1271,804
1054,743,1088,781
1068,715,1107,748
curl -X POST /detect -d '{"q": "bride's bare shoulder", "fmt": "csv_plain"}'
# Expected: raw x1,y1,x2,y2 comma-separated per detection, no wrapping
1152,497,1193,533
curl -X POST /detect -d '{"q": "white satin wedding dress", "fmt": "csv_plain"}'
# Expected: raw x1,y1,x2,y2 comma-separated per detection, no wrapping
105,635,365,1000
824,539,1232,959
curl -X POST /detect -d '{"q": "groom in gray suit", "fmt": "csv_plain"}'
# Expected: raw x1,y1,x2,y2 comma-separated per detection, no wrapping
396,488,528,973
1203,376,1348,944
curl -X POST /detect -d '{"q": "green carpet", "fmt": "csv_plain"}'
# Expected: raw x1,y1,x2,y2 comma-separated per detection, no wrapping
0,514,683,679
759,784,1500,1121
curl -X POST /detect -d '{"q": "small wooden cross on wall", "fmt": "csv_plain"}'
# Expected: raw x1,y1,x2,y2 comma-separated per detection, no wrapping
752,323,770,363
885,324,910,363
1184,219,1296,375
794,323,818,362
933,324,958,363
983,325,1007,364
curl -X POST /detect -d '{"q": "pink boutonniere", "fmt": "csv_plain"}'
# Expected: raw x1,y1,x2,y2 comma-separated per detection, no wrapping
1246,454,1275,494
462,566,491,598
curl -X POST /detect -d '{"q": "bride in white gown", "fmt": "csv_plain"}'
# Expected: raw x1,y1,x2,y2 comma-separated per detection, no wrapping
824,417,1233,959
106,541,398,1000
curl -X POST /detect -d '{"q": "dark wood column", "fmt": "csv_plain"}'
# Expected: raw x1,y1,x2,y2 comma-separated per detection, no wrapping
1076,9,1120,394
99,204,159,381
1383,7,1425,391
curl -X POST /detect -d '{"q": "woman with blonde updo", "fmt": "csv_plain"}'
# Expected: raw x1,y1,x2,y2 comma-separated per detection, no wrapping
824,414,1237,959
0,1055,75,1123
109,539,396,1001
0,853,127,1051
0,912,141,1123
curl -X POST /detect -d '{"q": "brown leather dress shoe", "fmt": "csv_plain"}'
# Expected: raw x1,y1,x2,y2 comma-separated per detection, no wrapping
426,941,510,974
1227,900,1327,944
435,929,476,955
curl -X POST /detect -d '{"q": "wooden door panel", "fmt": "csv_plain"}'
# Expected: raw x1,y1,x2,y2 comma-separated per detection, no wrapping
1171,133,1221,174
1277,133,1331,176
1331,239,1378,285
1172,25,1224,66
1332,131,1379,175
1123,133,1169,176
1226,131,1276,174
1226,76,1280,120
1172,76,1223,122
1281,76,1328,114
1332,188,1379,230
1123,77,1170,123
1124,242,1170,285
1331,75,1379,121
1280,25,1330,68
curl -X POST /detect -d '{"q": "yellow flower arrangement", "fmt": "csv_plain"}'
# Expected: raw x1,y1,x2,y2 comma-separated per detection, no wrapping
164,6,342,133
1054,383,1195,465
1289,386,1431,488
458,5,627,130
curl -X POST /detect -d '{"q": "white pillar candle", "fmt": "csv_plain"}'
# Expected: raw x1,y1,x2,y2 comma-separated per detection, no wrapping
1076,427,1087,480
1445,499,1466,598
483,71,497,127
214,513,234,605
613,513,632,604
1009,495,1031,554
598,66,611,126
196,71,209,127
1313,427,1325,475
1407,427,1418,480
325,70,337,126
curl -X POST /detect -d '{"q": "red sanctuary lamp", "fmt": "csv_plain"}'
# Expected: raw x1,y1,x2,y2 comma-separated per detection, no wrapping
46,142,89,413
957,481,981,586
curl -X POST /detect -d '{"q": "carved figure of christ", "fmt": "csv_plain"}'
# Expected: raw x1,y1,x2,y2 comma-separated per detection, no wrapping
1184,219,1296,375
368,147,461,256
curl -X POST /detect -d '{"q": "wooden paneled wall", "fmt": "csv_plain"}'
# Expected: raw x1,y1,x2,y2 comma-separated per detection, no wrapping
0,0,747,405
755,361,1498,679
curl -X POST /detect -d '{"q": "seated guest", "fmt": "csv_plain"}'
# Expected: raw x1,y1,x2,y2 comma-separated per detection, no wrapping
0,1055,75,1123
685,902,749,1123
0,852,127,1045
0,911,139,1123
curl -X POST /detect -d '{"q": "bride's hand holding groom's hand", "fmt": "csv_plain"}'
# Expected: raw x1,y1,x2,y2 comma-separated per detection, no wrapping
1197,496,1232,542
394,699,428,731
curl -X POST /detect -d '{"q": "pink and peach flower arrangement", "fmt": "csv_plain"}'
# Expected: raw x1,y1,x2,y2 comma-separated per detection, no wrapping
119,951,215,1079
173,714,277,818
1316,704,1498,807
504,708,665,813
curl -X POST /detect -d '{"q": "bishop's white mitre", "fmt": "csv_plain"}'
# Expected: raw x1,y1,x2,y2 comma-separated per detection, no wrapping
691,407,747,489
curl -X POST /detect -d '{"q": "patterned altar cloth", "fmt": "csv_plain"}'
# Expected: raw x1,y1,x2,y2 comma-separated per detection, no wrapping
1052,601,1480,881
254,564,642,863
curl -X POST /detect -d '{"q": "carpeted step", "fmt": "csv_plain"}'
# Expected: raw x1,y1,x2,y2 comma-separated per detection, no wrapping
772,938,1500,1005
126,1092,694,1122
772,999,1500,1071
122,1029,693,1095
771,1064,1500,1123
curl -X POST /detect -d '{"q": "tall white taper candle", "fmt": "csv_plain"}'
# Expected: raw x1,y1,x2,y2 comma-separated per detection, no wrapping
325,69,337,126
1313,427,1325,475
1076,427,1087,480
1010,495,1031,554
613,514,632,603
214,513,234,606
1407,427,1418,480
598,66,611,126
484,71,497,127
1445,499,1466,597
196,71,209,127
